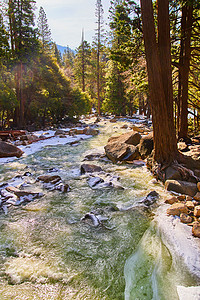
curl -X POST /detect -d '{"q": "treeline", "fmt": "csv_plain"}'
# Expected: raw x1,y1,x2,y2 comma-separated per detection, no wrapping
68,0,200,140
0,0,200,138
0,1,91,130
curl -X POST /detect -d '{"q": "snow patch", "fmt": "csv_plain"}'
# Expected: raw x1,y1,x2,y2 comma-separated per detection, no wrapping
154,203,200,279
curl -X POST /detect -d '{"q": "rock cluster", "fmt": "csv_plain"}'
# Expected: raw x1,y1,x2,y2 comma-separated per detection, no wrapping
37,175,70,192
104,131,153,163
0,184,43,213
80,163,124,190
165,188,200,237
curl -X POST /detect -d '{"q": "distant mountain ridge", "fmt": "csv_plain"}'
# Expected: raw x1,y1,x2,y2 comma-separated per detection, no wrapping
56,44,75,56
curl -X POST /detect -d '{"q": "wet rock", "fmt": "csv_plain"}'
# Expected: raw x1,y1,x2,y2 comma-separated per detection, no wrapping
108,132,141,146
105,132,142,163
54,129,66,136
105,143,140,163
83,127,99,136
192,223,200,238
86,172,124,190
53,183,70,192
139,191,159,206
0,141,24,158
165,180,198,197
164,196,178,205
180,213,193,224
167,203,188,216
138,132,153,159
37,175,62,184
87,177,104,188
121,145,140,162
81,213,101,227
81,164,103,174
83,153,105,161
37,174,69,193
105,143,130,163
197,182,200,191
194,206,200,217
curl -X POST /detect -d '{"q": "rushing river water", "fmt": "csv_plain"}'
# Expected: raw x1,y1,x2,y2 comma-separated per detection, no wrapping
0,119,198,299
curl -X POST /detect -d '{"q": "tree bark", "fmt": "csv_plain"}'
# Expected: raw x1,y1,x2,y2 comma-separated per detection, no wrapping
140,0,178,164
178,3,193,139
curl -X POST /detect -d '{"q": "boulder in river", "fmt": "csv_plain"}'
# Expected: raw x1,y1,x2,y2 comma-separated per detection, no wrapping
83,127,99,136
107,131,141,146
37,174,70,192
139,190,160,207
37,175,62,184
165,180,198,197
105,142,140,163
0,141,24,158
81,164,103,174
87,173,124,190
104,131,142,163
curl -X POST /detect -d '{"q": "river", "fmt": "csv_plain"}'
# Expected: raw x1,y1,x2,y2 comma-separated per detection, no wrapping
0,117,198,299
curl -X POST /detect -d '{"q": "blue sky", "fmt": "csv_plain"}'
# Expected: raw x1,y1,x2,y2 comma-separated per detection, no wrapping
35,0,111,49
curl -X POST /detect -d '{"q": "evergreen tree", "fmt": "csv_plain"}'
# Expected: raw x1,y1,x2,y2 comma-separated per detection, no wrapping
37,6,52,51
94,0,105,115
52,43,62,66
74,37,91,92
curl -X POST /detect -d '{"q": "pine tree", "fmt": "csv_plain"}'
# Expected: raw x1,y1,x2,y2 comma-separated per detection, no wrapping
37,6,52,51
94,0,104,115
74,36,91,92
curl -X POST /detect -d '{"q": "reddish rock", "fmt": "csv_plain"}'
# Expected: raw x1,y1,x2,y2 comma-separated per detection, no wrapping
0,141,24,158
197,182,200,192
80,164,103,174
108,131,141,146
164,197,178,205
186,201,195,210
167,203,188,216
180,213,193,224
165,180,198,197
194,206,200,217
194,192,200,201
37,175,61,184
186,195,193,201
121,124,128,129
131,125,144,133
105,142,140,163
192,223,200,238
177,195,186,201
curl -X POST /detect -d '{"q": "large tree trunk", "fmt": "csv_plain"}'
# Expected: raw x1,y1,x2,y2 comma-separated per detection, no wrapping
178,3,193,139
140,0,178,164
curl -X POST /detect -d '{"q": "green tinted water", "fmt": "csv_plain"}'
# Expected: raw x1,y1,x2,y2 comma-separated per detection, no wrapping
0,121,197,299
